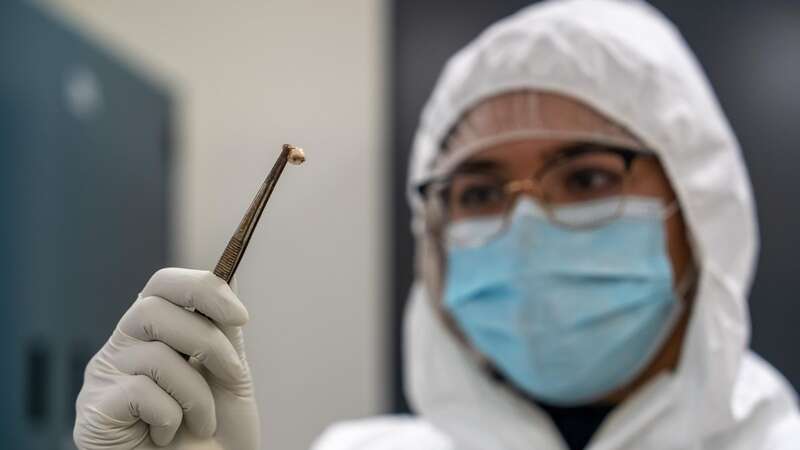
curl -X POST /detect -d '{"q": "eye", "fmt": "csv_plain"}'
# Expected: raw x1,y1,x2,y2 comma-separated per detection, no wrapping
457,183,504,209
563,168,622,195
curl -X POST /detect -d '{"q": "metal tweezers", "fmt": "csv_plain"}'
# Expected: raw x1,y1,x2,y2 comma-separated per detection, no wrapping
213,144,305,283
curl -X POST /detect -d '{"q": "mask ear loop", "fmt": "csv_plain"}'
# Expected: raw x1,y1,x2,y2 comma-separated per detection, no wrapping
647,198,697,383
661,198,697,300
661,200,680,221
675,261,698,301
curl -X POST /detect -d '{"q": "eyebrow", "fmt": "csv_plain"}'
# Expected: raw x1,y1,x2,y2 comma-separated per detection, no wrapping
451,159,505,175
451,142,608,176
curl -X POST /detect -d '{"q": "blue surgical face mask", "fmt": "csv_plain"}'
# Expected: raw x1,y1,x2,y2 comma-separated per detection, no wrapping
443,197,682,406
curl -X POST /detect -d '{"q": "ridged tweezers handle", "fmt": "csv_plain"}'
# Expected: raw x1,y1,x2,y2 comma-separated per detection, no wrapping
214,236,244,283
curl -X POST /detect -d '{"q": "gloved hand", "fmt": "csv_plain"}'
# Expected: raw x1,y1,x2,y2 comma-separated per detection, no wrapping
74,268,260,450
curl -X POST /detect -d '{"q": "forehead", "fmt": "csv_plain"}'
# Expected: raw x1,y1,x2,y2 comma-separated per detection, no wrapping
457,138,582,177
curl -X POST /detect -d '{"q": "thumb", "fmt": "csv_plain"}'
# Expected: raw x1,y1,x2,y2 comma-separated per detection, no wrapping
229,275,240,295
220,276,247,361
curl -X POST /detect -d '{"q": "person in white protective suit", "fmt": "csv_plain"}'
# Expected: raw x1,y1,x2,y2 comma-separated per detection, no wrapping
73,1,800,449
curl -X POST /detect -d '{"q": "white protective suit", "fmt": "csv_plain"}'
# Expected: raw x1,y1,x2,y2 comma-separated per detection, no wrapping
313,0,800,449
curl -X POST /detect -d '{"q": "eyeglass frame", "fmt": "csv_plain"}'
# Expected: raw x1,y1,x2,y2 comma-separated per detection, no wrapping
417,144,658,244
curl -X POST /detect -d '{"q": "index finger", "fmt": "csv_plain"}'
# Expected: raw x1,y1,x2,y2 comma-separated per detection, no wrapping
141,268,249,326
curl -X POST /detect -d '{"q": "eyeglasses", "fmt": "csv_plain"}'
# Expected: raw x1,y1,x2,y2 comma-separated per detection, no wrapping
419,145,654,247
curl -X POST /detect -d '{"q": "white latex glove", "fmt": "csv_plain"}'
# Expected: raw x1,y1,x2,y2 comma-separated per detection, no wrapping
74,268,260,450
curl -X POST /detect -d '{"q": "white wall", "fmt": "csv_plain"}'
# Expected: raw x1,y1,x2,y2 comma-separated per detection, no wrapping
39,1,389,448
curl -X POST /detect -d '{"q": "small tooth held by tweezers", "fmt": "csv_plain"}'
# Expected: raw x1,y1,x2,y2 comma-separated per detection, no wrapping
287,145,306,165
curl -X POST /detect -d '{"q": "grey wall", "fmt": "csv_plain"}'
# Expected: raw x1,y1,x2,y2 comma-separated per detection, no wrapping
43,1,390,448
390,0,800,412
